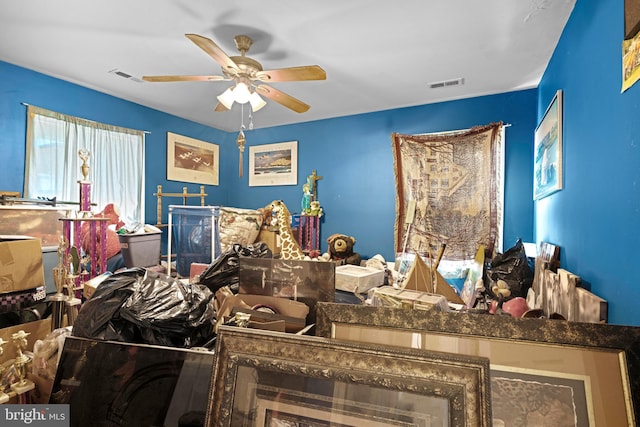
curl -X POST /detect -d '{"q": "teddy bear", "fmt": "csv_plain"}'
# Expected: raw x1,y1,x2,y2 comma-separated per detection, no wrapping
326,233,361,266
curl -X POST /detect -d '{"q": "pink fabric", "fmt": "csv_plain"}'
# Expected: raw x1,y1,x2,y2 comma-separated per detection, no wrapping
80,203,123,261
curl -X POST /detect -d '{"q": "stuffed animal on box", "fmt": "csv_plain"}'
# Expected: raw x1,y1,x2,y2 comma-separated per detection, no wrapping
326,234,361,266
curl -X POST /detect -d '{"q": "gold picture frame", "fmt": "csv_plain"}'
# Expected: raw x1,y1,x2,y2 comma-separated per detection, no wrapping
315,303,639,426
248,141,298,186
206,326,492,426
167,132,219,186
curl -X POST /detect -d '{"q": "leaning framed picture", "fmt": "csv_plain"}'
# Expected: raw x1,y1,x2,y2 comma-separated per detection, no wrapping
206,326,492,426
316,303,640,426
534,90,563,200
248,141,298,186
167,132,219,185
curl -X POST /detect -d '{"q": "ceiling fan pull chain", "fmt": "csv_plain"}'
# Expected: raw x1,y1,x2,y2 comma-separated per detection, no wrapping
237,104,246,177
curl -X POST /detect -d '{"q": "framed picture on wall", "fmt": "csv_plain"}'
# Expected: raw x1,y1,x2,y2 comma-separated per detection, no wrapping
248,141,298,186
166,132,219,186
625,0,640,39
534,90,563,200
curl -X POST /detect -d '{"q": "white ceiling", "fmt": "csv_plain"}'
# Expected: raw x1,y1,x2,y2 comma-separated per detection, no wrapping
0,0,575,132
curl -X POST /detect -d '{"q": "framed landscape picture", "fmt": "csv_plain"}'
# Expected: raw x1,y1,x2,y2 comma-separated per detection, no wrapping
167,132,219,185
534,90,563,200
248,141,298,186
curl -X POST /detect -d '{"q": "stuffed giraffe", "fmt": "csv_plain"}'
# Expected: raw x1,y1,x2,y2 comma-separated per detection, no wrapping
268,200,306,260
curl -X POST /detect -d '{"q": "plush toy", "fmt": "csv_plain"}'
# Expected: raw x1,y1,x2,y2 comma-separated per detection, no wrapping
308,200,323,217
326,234,361,266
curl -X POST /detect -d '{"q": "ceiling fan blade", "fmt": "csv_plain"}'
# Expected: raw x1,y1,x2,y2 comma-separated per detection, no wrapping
255,65,326,82
214,102,229,112
255,85,310,113
185,33,238,74
142,75,228,82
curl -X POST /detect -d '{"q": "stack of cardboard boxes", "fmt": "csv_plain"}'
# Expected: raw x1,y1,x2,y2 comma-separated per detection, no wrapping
0,237,51,401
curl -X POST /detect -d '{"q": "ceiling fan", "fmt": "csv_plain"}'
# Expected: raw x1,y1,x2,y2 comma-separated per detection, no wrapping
142,34,326,113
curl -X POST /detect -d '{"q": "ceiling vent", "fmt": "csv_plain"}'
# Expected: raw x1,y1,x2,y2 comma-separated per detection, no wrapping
429,77,465,89
108,68,144,83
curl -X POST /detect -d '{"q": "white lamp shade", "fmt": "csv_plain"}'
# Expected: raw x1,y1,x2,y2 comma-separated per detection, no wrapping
217,87,235,109
249,92,267,112
232,82,251,104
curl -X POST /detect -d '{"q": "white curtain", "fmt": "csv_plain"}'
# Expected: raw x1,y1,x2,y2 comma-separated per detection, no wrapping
24,105,145,223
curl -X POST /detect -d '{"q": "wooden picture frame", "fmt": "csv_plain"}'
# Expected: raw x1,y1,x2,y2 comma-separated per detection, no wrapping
206,326,492,426
534,90,563,200
626,0,640,40
316,303,640,426
248,141,298,186
167,132,219,186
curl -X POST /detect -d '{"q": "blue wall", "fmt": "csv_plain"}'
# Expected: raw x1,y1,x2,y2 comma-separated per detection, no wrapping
536,0,640,325
0,59,536,261
231,91,536,264
0,61,233,212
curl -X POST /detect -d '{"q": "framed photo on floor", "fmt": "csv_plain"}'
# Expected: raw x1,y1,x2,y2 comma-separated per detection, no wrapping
315,303,639,426
167,132,219,185
206,326,492,426
248,141,298,186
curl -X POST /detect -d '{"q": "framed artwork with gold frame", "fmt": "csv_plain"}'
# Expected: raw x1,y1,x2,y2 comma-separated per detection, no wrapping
167,132,219,186
206,326,492,426
315,303,639,426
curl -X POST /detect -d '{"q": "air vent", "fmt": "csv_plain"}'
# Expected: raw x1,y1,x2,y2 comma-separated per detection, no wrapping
429,78,464,89
108,68,144,83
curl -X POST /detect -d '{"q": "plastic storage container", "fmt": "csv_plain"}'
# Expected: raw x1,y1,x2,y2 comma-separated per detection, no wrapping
118,232,162,268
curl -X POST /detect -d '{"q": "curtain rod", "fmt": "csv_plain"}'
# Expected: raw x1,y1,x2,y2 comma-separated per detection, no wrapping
21,102,151,134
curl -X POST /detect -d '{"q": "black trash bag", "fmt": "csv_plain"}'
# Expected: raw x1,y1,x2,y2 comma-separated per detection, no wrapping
484,239,533,300
198,242,272,294
73,268,147,343
73,268,216,348
119,271,216,348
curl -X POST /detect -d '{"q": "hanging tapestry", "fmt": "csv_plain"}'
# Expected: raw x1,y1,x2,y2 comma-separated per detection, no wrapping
392,122,503,263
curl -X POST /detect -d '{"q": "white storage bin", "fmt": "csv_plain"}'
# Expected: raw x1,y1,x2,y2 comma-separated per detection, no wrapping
335,265,384,293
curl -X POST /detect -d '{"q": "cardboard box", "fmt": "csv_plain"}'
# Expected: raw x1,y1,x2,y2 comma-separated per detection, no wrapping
335,265,384,293
215,291,309,333
82,272,113,299
256,229,281,255
0,318,52,366
0,237,45,294
368,286,449,311
238,258,335,324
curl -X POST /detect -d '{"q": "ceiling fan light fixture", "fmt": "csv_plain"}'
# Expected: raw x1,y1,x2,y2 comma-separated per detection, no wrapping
249,91,267,112
217,87,235,109
232,82,251,104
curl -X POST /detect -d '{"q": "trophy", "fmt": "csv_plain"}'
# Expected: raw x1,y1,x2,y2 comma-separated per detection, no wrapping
49,236,69,331
0,338,8,403
77,149,92,217
10,330,35,395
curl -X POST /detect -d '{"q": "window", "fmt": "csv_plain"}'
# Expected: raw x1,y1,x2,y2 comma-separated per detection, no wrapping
24,105,145,223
